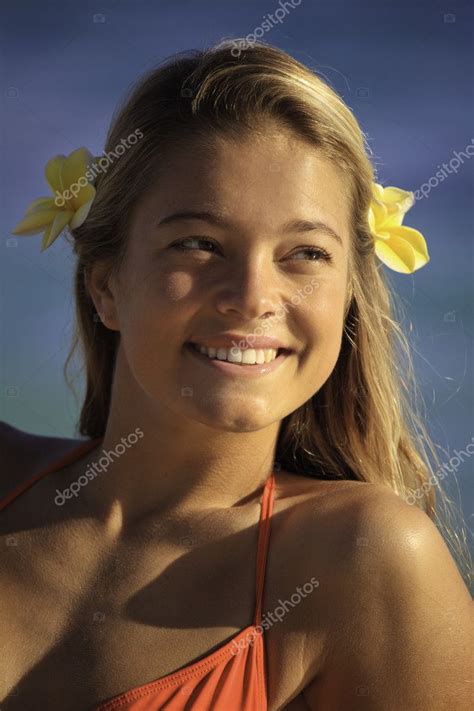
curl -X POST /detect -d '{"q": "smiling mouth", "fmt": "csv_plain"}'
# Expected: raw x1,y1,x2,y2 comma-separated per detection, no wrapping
186,342,289,362
183,342,293,373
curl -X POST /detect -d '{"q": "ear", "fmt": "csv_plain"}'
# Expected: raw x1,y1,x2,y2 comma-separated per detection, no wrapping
86,260,121,332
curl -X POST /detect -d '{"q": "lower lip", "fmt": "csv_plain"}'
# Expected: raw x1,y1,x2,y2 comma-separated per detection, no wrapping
184,343,292,378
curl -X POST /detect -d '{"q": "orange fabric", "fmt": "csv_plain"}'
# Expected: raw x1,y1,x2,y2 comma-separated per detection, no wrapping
1,437,276,710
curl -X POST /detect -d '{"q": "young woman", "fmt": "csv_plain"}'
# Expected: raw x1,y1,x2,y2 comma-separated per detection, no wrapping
2,40,472,711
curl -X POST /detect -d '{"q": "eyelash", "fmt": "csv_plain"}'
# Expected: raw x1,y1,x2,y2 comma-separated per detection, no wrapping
170,237,333,263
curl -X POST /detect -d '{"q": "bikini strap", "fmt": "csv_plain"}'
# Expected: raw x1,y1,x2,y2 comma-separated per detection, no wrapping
0,437,103,512
253,469,276,627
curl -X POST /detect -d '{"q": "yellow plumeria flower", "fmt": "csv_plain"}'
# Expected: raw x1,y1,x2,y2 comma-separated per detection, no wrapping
11,147,97,252
368,182,430,273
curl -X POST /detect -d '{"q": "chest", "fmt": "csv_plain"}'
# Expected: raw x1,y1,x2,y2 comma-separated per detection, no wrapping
0,511,322,710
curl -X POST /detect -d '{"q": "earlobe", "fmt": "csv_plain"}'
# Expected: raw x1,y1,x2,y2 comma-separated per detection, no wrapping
85,263,121,332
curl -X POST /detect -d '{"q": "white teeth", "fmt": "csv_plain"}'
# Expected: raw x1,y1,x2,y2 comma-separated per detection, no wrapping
196,344,279,365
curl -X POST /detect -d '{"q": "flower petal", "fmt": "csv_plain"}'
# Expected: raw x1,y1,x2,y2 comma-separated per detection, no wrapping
381,186,414,211
369,182,429,273
370,184,416,229
384,198,415,227
11,209,60,236
45,155,66,193
70,191,95,229
25,197,57,215
384,225,430,270
40,211,74,251
374,235,417,273
368,205,376,233
71,183,96,212
368,199,387,230
372,182,385,201
61,147,95,189
384,210,408,228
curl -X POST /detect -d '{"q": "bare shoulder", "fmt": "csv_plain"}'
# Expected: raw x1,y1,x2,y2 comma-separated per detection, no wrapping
273,471,398,566
289,475,472,621
0,420,81,500
282,472,469,580
289,476,474,710
306,478,471,595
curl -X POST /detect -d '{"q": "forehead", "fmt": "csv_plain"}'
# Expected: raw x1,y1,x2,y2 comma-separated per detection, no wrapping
133,127,352,241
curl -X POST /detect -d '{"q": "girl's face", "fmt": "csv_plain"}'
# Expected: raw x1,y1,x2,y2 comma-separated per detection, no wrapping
94,127,352,432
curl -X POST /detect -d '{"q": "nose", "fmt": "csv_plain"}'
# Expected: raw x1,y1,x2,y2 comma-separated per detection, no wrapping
214,253,280,320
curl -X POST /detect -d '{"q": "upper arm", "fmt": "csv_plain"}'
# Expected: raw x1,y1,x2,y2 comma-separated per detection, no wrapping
302,488,473,710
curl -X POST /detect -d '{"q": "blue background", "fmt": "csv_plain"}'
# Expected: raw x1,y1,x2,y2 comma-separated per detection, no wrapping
1,1,472,530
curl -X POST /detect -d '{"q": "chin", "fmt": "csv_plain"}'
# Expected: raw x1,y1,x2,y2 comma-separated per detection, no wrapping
184,398,277,433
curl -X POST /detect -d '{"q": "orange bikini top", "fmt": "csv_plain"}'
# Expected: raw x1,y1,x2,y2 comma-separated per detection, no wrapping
0,437,276,710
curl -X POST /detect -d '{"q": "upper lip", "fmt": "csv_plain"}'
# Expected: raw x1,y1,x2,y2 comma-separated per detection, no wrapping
188,333,292,352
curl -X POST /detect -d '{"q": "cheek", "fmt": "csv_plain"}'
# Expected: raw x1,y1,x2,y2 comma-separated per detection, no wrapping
312,287,346,329
304,273,347,329
136,263,196,305
298,278,347,382
161,270,195,302
115,269,192,358
122,268,196,328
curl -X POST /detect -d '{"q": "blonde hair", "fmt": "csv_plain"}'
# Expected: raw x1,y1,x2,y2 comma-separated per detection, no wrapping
65,39,471,585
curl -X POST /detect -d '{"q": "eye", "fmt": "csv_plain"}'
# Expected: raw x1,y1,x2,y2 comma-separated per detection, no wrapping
291,246,333,262
169,239,332,263
170,237,219,253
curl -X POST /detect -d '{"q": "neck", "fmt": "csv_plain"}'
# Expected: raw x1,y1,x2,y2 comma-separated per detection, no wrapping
78,393,279,532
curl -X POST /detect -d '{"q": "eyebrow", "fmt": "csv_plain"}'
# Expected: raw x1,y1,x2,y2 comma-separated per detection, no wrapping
155,210,344,246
